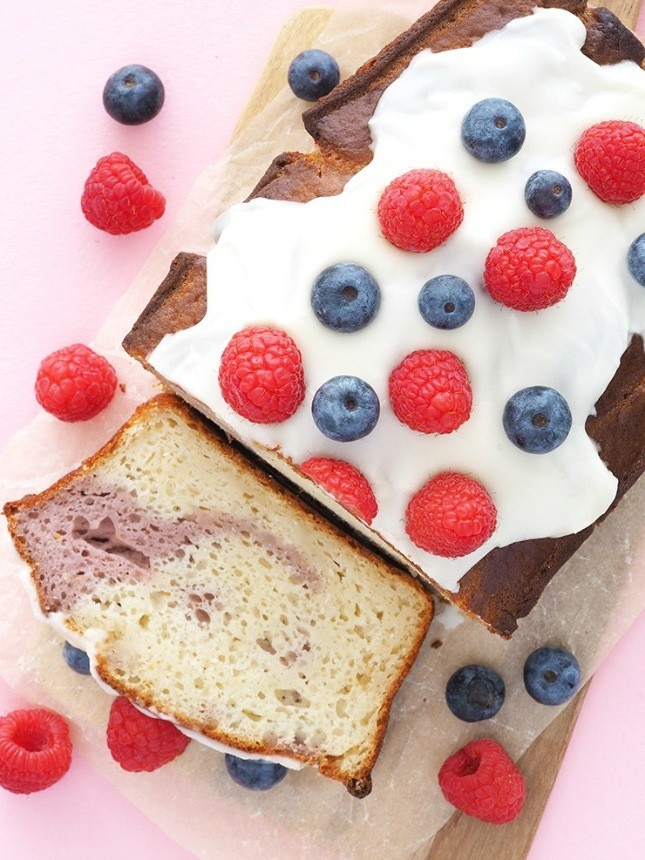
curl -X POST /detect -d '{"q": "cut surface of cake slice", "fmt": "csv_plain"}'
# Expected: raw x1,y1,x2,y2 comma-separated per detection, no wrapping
3,394,432,797
123,1,645,637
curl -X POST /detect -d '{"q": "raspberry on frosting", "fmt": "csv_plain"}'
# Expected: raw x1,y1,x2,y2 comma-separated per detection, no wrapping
106,697,190,772
81,152,165,234
484,226,576,311
219,325,305,424
377,169,464,252
389,349,472,434
300,457,378,524
574,120,645,204
405,472,496,557
35,343,117,422
438,738,525,824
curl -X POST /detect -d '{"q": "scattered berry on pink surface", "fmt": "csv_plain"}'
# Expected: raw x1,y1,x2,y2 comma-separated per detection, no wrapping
35,343,117,422
0,708,72,794
81,152,165,234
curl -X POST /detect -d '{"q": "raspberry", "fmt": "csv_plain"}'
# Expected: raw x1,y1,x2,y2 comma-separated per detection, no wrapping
0,708,72,794
106,697,190,772
484,226,576,311
81,152,165,234
35,343,117,422
389,350,472,434
219,325,305,423
438,738,525,824
406,472,496,557
574,120,645,204
300,457,378,524
377,169,464,252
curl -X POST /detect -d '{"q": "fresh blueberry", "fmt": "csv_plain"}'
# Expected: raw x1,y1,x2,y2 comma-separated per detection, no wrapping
524,170,572,218
418,275,475,329
627,233,645,286
445,664,505,722
503,386,572,454
102,64,165,125
523,646,581,705
224,754,287,790
287,49,340,101
62,641,91,675
312,376,379,441
461,98,526,163
311,263,381,332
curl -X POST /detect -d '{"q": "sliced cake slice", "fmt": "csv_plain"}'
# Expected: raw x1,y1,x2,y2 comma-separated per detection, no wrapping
3,394,432,797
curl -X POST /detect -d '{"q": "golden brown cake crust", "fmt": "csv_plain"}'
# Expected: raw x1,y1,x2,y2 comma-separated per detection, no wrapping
122,0,645,636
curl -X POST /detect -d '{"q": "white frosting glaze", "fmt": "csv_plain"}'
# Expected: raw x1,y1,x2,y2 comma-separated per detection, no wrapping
150,9,645,591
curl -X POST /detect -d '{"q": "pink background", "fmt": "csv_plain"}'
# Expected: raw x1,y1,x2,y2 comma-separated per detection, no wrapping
1,1,644,857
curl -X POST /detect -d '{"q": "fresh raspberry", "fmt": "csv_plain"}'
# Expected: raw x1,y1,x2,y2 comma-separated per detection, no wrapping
438,738,525,824
106,697,190,772
484,226,576,311
35,343,117,422
389,349,472,434
377,169,464,252
219,325,305,423
300,457,378,524
0,708,72,794
406,472,496,557
574,120,645,204
81,152,165,234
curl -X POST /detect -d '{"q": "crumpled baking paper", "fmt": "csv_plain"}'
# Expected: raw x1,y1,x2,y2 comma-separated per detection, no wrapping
1,2,644,858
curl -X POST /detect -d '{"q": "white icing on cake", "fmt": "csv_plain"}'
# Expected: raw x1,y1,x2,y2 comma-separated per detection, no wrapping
150,9,645,592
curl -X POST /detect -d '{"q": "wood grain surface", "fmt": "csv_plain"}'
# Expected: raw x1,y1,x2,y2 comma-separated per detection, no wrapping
233,1,642,857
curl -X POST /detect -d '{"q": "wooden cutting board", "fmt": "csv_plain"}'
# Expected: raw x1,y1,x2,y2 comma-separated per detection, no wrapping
234,3,642,857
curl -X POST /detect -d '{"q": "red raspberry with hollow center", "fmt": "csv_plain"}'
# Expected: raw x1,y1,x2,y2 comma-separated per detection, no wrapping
574,120,645,204
389,349,472,434
81,152,165,234
484,226,576,311
219,325,305,424
438,738,525,824
406,472,496,557
35,343,117,422
0,708,72,794
300,457,378,524
106,697,190,772
377,168,464,252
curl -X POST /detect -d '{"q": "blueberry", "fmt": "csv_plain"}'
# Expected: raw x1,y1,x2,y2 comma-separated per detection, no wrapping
312,376,379,441
627,233,645,286
224,754,287,791
524,170,572,218
103,64,165,125
461,98,526,163
503,386,572,454
62,641,91,675
311,263,380,332
523,646,581,705
288,49,340,101
418,275,475,329
445,664,505,722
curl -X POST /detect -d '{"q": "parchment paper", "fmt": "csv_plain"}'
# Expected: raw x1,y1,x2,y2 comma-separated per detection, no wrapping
1,2,645,858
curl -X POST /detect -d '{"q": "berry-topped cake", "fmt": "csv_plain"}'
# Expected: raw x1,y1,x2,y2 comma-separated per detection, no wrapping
123,0,645,637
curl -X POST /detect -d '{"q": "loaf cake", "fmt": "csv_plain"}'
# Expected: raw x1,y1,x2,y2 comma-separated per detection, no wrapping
3,394,432,797
123,0,645,637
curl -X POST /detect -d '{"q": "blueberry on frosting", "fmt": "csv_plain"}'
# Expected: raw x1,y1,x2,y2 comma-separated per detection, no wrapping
524,170,572,218
503,386,572,454
627,234,645,286
461,98,526,163
311,263,381,332
418,275,475,329
312,376,380,441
